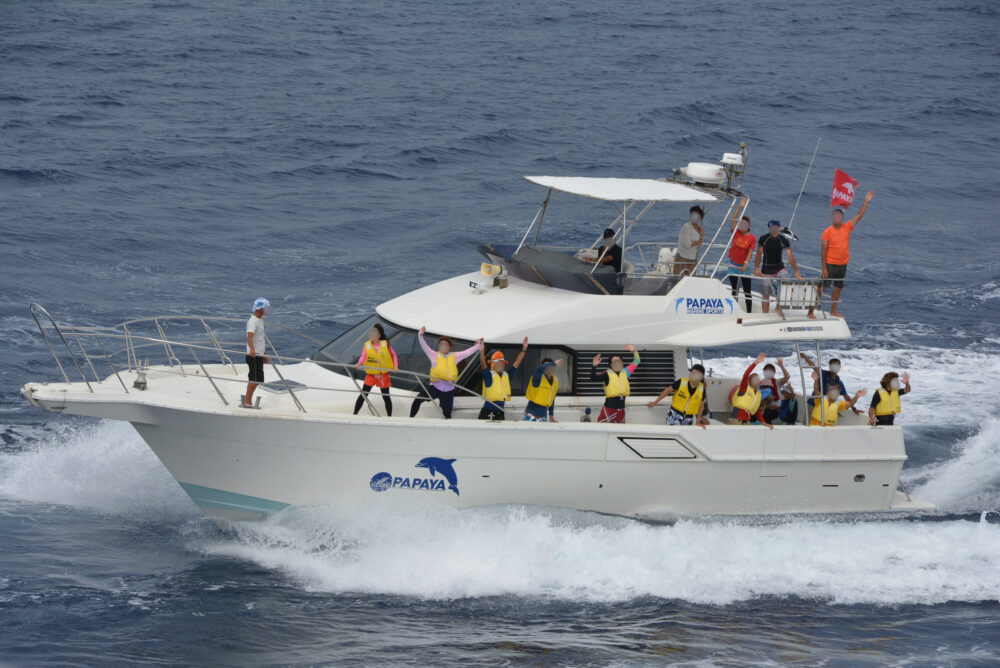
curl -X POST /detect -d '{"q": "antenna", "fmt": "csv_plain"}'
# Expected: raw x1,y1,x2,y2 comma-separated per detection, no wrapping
787,137,821,230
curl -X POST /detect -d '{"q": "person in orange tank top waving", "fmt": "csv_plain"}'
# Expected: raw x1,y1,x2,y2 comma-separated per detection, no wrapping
809,190,874,319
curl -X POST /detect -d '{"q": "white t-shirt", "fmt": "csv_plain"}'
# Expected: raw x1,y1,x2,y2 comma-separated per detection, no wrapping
246,315,266,356
677,222,703,260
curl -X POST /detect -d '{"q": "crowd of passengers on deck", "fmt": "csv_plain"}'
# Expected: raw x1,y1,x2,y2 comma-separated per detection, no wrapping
296,310,910,427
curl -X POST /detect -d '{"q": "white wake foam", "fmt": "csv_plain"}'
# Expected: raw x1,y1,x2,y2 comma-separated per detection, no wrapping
198,504,1000,605
0,419,194,521
904,416,1000,511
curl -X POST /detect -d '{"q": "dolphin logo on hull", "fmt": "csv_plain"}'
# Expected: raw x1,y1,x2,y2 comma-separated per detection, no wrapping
415,457,460,496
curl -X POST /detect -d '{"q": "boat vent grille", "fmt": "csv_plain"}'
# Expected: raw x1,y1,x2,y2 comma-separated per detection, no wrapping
572,349,675,396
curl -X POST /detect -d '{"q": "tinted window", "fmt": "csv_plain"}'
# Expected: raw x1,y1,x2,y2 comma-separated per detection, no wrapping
311,316,475,393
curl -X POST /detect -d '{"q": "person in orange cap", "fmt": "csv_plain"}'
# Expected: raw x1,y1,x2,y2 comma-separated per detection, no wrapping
477,337,528,420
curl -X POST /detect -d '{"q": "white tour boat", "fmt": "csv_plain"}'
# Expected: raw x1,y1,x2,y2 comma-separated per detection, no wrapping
21,144,934,520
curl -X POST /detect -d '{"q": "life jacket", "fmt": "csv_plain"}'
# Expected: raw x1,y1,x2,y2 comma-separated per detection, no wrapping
362,340,394,373
603,370,630,399
874,388,901,416
671,378,704,416
483,370,512,403
430,352,459,383
810,397,844,426
526,373,559,407
731,386,761,415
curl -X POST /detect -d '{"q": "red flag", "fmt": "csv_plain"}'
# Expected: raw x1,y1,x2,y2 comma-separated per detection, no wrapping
831,169,859,208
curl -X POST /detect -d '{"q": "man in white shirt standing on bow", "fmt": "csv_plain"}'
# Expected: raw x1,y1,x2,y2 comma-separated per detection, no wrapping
244,297,272,408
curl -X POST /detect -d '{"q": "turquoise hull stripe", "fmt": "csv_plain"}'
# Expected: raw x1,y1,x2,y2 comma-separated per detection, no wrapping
179,482,290,515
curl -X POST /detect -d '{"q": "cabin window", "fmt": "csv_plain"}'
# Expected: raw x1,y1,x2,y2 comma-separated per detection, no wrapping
311,316,474,393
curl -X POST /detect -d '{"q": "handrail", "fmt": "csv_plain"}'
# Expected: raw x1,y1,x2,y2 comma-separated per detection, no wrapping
27,307,525,420
29,303,93,392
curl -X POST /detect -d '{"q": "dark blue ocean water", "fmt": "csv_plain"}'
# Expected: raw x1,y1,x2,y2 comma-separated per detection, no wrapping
2,0,1000,665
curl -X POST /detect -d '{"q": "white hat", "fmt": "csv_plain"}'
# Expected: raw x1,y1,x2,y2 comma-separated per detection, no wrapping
252,297,273,315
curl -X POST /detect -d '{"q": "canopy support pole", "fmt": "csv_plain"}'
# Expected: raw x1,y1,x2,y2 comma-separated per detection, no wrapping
515,189,552,254
531,189,552,247
710,196,750,279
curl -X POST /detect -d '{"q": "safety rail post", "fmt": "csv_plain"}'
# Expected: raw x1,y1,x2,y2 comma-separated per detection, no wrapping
710,196,749,279
29,304,94,392
814,340,825,424
154,319,185,372
123,325,137,371
267,360,306,413
71,332,101,382
93,334,130,393
202,319,237,373
793,340,809,426
187,346,229,407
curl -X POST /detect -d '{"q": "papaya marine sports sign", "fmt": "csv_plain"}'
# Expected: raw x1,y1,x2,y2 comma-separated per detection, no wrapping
675,297,734,315
369,457,460,496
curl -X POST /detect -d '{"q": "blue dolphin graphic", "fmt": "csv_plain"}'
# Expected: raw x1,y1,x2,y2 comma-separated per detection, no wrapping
415,457,460,496
674,297,685,313
724,298,734,314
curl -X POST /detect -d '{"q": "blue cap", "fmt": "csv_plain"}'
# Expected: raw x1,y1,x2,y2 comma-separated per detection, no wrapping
252,297,272,315
768,219,782,227
585,407,592,414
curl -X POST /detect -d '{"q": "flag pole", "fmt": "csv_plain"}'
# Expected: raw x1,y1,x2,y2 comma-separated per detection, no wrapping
787,137,821,230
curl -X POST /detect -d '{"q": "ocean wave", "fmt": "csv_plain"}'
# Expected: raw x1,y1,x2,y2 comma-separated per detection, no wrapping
0,167,77,185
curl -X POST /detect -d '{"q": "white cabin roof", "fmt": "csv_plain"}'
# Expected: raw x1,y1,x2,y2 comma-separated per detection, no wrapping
524,176,717,202
376,272,850,347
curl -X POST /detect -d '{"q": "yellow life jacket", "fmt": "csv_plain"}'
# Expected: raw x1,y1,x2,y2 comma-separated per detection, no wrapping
603,370,630,399
811,397,845,426
483,370,512,403
362,340,394,373
526,374,559,407
874,388,901,416
429,352,459,383
670,378,704,415
732,386,762,415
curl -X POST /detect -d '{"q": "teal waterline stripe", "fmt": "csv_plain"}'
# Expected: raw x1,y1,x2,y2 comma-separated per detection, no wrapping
179,482,290,514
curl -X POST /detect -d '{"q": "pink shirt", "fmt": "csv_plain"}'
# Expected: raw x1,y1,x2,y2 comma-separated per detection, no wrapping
418,333,482,391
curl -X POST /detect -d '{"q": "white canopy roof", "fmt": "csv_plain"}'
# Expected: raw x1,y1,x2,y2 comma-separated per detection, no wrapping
525,176,717,202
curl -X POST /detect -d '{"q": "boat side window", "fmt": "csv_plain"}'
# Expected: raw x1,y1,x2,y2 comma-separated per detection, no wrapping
312,315,390,373
471,346,573,397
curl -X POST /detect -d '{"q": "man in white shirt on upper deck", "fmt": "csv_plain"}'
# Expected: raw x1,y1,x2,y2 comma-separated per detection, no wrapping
244,297,272,408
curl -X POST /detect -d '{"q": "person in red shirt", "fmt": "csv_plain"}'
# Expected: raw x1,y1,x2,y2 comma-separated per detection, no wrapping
808,190,874,319
726,197,757,313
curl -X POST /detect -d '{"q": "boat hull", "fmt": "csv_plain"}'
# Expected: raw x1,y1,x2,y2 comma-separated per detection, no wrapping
75,408,934,520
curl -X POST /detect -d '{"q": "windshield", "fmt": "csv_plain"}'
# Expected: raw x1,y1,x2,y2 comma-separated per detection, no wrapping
311,315,478,393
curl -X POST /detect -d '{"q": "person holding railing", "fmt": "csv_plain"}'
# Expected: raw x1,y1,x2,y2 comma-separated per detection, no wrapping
810,370,867,426
242,298,272,409
727,353,774,428
674,206,706,276
590,344,640,423
477,337,528,421
727,198,757,314
353,323,398,416
868,371,911,426
524,358,564,422
799,353,863,416
648,363,708,428
409,327,482,419
754,219,802,317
